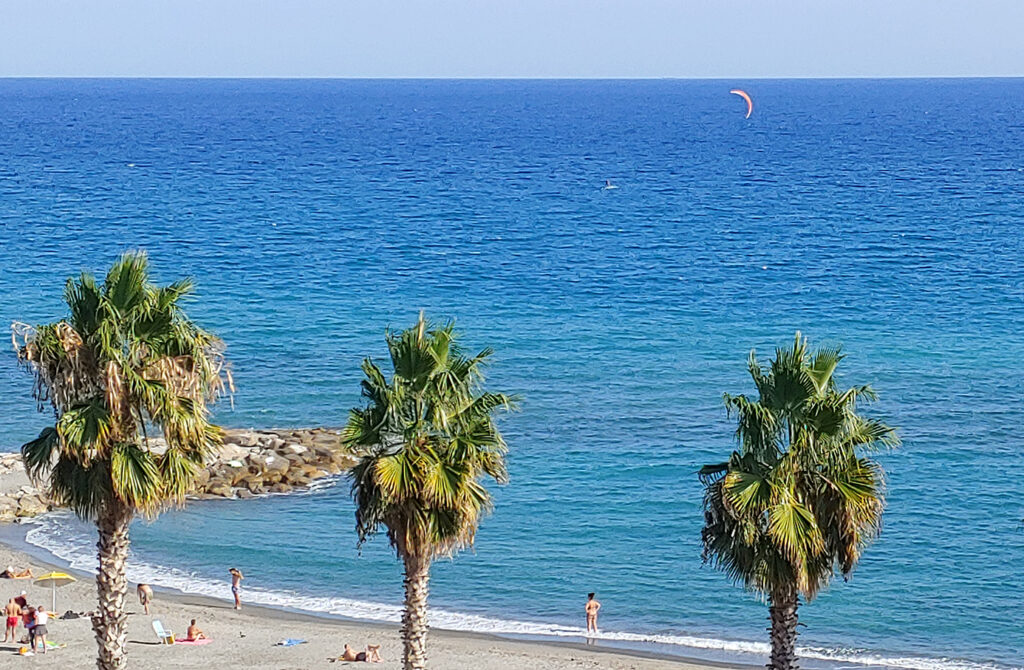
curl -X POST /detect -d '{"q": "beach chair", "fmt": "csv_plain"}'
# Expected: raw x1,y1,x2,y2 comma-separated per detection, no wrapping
152,619,174,645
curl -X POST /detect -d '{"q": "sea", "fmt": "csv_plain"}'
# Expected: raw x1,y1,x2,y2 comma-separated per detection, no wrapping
0,78,1021,670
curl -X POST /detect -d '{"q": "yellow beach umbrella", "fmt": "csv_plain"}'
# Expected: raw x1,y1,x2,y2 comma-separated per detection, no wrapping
34,571,76,612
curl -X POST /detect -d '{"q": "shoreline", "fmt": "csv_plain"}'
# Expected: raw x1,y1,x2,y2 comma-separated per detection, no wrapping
0,448,1005,670
0,519,751,670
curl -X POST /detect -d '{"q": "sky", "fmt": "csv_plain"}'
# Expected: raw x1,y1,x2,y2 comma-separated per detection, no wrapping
1,0,1023,78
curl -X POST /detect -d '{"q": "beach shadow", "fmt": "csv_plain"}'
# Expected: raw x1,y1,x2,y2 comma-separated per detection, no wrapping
173,598,237,611
127,640,164,647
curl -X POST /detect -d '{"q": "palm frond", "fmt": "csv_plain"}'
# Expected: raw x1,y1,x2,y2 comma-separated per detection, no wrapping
346,314,515,562
12,250,230,523
701,332,895,603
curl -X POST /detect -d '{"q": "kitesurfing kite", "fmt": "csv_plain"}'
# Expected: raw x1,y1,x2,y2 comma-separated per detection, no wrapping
730,89,753,118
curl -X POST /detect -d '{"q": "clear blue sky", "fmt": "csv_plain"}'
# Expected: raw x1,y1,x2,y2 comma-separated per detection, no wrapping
2,0,1023,78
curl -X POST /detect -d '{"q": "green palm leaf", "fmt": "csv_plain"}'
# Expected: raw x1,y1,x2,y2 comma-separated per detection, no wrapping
700,332,898,670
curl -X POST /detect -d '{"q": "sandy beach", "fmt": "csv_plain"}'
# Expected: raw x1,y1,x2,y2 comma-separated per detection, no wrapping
0,533,738,670
0,435,745,670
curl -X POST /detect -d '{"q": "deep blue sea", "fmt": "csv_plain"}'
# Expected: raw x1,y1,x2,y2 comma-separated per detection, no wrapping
1,79,1022,670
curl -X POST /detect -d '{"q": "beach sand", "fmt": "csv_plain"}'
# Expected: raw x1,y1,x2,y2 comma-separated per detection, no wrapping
0,538,738,670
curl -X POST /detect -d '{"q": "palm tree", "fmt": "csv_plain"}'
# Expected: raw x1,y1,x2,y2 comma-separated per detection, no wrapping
699,333,898,670
12,251,231,670
343,313,516,670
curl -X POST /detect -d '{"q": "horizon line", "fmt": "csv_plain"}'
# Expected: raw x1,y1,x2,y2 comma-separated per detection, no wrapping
2,74,1024,81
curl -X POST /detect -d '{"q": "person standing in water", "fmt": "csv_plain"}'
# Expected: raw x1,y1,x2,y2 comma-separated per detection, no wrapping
229,568,243,610
585,592,601,634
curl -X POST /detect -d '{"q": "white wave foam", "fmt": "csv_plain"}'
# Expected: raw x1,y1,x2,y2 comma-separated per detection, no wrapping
21,511,1017,670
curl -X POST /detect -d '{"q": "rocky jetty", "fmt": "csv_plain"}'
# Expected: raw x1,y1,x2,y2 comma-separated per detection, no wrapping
0,428,357,521
195,427,357,500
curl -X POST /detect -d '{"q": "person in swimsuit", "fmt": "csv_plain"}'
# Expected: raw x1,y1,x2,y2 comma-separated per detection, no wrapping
3,597,21,642
229,568,243,610
585,592,601,634
186,618,207,641
0,566,32,579
137,583,154,615
339,643,380,662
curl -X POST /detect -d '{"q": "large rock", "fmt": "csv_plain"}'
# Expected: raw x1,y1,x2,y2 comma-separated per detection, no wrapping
213,443,250,464
284,474,311,487
17,495,48,517
206,483,234,498
228,431,260,448
192,468,211,490
228,466,250,487
263,455,290,475
270,483,293,494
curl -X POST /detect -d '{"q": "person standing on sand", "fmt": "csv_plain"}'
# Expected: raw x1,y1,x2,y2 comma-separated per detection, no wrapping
229,568,243,610
137,583,153,615
585,592,601,634
24,606,36,650
4,597,21,642
33,605,48,653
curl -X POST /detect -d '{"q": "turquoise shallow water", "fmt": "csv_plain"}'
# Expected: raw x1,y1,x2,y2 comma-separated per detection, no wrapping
1,79,1023,669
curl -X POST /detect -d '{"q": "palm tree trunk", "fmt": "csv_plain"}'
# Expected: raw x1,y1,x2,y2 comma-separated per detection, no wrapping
401,554,431,670
93,502,133,670
767,589,799,670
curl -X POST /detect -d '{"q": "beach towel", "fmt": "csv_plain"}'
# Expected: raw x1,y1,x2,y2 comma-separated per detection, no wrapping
275,638,307,647
175,639,213,646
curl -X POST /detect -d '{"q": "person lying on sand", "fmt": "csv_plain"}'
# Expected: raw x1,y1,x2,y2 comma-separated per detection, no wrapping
137,583,153,615
0,566,33,579
186,619,207,641
337,643,382,662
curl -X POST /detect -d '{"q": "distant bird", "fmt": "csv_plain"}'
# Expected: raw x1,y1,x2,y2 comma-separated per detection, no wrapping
730,89,753,119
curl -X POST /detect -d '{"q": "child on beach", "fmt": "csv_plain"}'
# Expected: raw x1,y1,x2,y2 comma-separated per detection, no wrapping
229,568,243,610
4,596,21,642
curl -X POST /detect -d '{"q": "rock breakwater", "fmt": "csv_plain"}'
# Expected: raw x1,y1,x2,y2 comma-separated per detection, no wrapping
0,427,356,520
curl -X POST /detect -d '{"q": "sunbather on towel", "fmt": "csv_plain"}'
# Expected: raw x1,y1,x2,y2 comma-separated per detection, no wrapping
339,643,382,662
0,566,32,579
186,619,207,641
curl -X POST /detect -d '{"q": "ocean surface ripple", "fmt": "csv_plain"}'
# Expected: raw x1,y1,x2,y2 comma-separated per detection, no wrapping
1,79,1022,670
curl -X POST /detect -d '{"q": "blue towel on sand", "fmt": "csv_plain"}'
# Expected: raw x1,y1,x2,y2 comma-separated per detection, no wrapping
276,638,306,647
